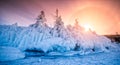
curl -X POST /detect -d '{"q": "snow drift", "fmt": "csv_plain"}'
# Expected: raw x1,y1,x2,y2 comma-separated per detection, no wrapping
0,10,113,55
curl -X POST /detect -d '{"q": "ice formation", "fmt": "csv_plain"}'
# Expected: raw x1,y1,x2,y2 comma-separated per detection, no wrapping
0,46,25,61
0,9,112,55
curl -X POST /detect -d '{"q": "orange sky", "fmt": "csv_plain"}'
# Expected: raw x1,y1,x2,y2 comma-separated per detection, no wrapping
0,0,120,35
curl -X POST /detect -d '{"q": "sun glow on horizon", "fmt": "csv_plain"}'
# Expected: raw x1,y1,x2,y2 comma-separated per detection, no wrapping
83,24,93,32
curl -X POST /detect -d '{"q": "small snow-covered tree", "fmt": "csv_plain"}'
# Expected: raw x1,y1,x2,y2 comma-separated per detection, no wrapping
12,22,18,26
73,19,84,32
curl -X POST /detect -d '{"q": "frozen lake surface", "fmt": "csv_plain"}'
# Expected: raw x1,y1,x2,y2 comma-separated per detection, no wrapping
0,48,120,65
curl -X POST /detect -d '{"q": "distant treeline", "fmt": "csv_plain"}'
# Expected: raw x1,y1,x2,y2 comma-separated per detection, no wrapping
104,35,120,43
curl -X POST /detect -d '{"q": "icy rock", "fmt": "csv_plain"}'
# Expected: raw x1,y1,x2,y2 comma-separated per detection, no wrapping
0,23,113,54
0,10,113,55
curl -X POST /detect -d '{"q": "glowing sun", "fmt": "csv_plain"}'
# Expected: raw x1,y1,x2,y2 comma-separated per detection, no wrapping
83,24,93,32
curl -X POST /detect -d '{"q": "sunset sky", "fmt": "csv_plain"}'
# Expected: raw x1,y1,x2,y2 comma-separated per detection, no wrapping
0,0,120,35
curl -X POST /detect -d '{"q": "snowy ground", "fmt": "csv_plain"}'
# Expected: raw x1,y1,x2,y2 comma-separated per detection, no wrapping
0,44,120,65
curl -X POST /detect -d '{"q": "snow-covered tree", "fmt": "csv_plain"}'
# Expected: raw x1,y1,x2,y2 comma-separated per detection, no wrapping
51,9,70,39
29,11,47,28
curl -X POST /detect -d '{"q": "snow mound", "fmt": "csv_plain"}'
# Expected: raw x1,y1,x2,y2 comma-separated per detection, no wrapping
0,46,25,61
